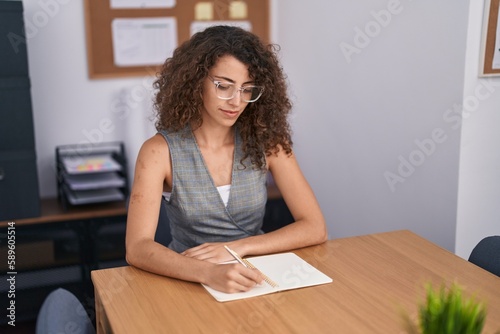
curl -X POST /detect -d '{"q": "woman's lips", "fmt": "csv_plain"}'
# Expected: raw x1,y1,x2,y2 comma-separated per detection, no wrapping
222,109,239,117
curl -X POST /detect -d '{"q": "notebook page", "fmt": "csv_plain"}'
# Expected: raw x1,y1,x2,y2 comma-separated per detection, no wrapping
202,252,333,302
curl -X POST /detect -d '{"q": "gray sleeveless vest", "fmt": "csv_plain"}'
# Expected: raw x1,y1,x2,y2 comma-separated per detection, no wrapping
158,127,267,253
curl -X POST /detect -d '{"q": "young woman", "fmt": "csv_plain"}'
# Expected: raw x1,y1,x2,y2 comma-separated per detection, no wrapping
126,25,327,293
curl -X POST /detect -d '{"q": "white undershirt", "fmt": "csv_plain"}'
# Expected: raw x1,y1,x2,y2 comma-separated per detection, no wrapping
163,184,231,207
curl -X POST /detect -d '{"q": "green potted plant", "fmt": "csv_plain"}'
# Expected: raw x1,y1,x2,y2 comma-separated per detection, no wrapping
403,282,488,334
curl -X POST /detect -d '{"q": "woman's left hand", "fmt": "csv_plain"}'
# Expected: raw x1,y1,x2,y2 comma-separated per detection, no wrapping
182,242,236,263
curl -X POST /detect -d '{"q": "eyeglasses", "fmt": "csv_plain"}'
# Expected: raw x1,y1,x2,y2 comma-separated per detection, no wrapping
207,75,264,103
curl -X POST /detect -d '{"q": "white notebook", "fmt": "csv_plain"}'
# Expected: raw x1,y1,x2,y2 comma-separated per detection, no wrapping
202,252,333,302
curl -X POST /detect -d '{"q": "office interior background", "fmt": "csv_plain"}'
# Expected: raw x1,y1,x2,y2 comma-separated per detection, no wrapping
22,0,499,259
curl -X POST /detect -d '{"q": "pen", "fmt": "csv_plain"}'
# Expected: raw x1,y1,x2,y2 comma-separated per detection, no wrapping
224,245,279,288
224,245,248,267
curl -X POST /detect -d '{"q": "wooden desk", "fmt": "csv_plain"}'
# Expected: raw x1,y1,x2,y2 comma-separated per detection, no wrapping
91,230,500,333
0,198,127,227
0,198,128,323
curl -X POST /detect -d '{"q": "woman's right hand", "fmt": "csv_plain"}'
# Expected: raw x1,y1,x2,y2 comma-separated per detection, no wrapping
204,263,264,293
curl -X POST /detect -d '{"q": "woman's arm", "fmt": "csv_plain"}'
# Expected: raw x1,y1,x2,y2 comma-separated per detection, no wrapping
183,148,328,261
125,134,263,292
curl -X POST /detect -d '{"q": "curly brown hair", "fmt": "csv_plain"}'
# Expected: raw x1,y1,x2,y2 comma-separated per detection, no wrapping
153,25,293,170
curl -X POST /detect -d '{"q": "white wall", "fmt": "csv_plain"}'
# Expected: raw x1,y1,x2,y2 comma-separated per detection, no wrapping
455,1,500,258
23,0,156,197
273,0,469,252
21,0,498,256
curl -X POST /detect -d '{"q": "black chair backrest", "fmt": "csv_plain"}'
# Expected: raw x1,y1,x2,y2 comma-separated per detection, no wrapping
155,197,173,247
468,235,500,276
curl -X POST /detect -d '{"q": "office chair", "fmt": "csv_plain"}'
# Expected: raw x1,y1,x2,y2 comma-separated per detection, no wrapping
468,235,500,276
155,197,173,247
36,288,95,334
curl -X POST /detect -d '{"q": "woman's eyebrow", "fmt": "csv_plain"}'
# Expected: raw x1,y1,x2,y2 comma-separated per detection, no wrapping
213,75,254,85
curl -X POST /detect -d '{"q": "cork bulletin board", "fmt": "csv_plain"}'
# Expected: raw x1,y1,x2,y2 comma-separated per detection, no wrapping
480,0,500,76
84,0,270,79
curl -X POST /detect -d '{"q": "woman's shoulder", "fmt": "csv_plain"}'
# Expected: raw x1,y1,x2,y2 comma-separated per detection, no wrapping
139,133,170,157
136,134,171,176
